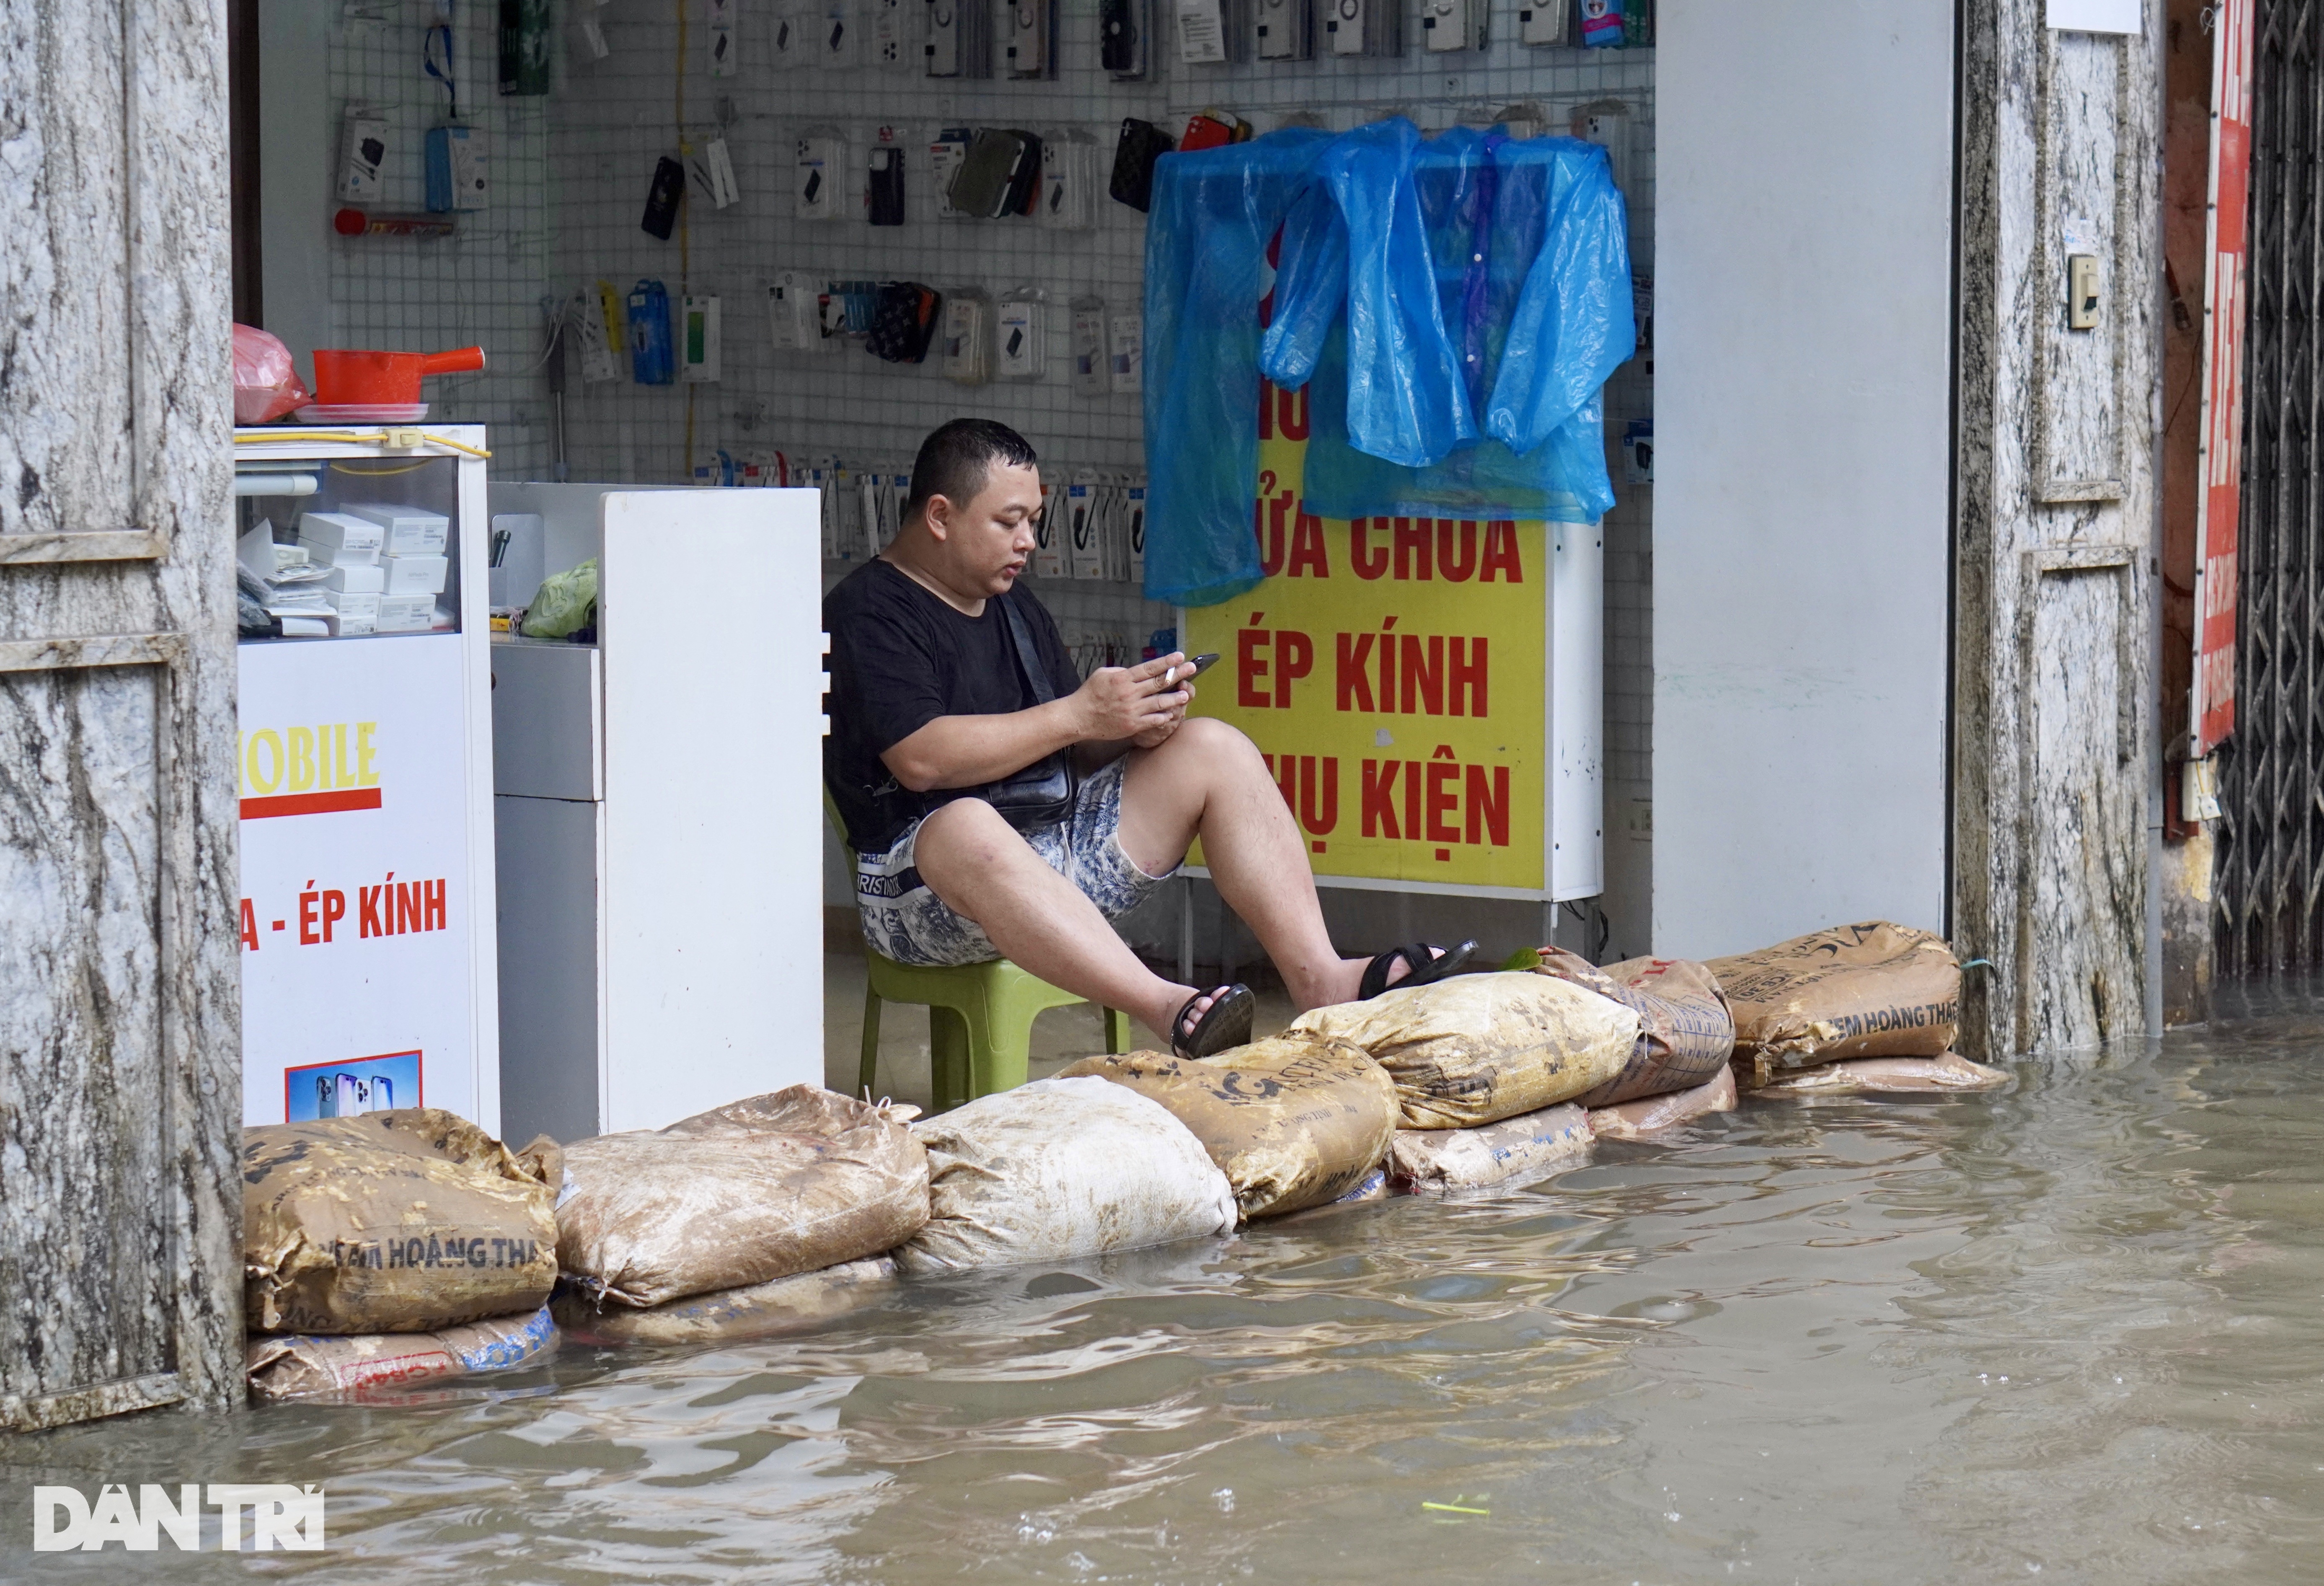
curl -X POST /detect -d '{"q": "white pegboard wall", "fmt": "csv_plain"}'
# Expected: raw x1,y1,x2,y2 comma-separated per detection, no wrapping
326,9,559,479
318,0,1654,910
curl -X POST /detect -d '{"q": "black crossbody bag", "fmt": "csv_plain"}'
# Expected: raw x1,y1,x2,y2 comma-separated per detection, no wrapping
929,594,1080,830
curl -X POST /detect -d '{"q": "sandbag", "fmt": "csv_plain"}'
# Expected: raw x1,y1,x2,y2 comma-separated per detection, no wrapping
246,1305,556,1401
1743,1051,2012,1097
1288,971,1638,1128
556,1087,927,1309
899,1076,1238,1274
1708,921,1960,1073
243,1109,560,1335
1532,949,1735,1107
1588,1066,1737,1140
552,1258,897,1346
1056,1036,1396,1217
1389,1103,1592,1193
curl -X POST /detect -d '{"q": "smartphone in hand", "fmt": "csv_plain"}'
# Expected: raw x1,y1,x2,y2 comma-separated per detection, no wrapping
1164,652,1219,686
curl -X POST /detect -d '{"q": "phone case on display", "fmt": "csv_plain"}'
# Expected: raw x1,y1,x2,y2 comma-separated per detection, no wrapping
1039,137,1095,230
1109,118,1174,212
768,272,830,352
1179,111,1245,153
773,5,810,66
866,281,942,362
1069,476,1106,586
997,292,1045,380
869,0,912,63
1002,130,1044,215
1518,0,1568,44
641,155,685,238
796,136,843,219
1006,0,1052,77
707,0,739,73
1070,298,1108,396
928,127,973,217
627,279,675,384
1101,0,1148,76
941,291,993,384
822,0,859,65
1106,311,1143,395
1034,483,1065,578
1125,481,1148,581
923,0,990,77
949,129,1029,218
1256,0,1311,59
1421,0,1477,51
866,146,906,224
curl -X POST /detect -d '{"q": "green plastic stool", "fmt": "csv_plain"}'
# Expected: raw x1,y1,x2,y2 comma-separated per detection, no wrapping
832,787,1134,1109
860,953,1134,1112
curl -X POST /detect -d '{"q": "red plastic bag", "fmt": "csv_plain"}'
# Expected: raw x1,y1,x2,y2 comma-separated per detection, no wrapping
233,323,311,425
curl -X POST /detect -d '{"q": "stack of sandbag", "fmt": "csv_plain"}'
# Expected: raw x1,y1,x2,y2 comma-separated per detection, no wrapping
900,1075,1238,1273
1706,921,1965,1089
1388,1103,1592,1193
554,1087,927,1327
246,1307,557,1401
1057,1036,1396,1218
240,1109,564,1399
1588,1066,1740,1139
1287,971,1638,1129
1530,950,1735,1106
1746,1050,2011,1096
554,1259,899,1346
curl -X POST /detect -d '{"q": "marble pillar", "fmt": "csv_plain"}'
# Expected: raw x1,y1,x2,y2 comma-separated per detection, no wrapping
0,0,243,1428
1955,0,2164,1056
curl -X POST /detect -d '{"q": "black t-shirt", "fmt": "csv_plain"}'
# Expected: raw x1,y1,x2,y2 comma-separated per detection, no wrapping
823,558,1082,856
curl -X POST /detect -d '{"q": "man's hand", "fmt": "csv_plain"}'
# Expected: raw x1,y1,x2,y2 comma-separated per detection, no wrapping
1075,652,1192,743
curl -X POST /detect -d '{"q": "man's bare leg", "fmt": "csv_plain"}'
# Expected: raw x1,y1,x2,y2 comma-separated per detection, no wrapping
1116,718,1424,1011
910,797,1220,1044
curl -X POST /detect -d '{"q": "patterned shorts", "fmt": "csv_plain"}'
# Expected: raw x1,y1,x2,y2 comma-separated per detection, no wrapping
854,756,1177,967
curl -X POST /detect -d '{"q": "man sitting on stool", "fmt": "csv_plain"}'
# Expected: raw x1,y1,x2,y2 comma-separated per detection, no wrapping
823,419,1472,1057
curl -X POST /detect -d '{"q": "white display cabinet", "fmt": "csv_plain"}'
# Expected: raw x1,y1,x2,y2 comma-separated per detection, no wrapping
486,484,825,1141
230,425,499,1131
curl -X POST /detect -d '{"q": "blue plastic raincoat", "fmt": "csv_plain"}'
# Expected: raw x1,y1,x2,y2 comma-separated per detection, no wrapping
1143,120,1634,606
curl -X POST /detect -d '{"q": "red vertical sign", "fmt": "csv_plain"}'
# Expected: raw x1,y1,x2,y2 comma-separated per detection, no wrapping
2192,0,2255,755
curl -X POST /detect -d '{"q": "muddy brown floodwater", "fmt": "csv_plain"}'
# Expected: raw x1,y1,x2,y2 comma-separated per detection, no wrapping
7,988,2324,1584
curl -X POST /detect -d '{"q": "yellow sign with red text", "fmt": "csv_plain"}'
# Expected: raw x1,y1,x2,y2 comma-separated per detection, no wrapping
1186,382,1546,892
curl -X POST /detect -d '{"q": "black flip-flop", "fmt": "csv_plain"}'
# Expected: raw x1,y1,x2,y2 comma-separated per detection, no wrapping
1171,983,1255,1059
1358,939,1478,1001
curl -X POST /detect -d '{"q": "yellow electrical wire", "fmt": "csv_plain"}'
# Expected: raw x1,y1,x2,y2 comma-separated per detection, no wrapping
234,430,494,460
327,460,434,476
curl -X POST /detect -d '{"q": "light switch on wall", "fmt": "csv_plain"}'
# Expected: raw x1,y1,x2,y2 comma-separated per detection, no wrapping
2068,253,2102,330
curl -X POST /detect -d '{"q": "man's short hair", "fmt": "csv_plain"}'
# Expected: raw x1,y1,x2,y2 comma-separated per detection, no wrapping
906,419,1039,520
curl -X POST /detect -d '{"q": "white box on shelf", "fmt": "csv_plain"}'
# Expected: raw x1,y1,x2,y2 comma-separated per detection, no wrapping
325,589,380,619
322,611,377,636
344,503,452,554
376,592,435,632
383,552,450,595
298,510,384,563
324,564,385,595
